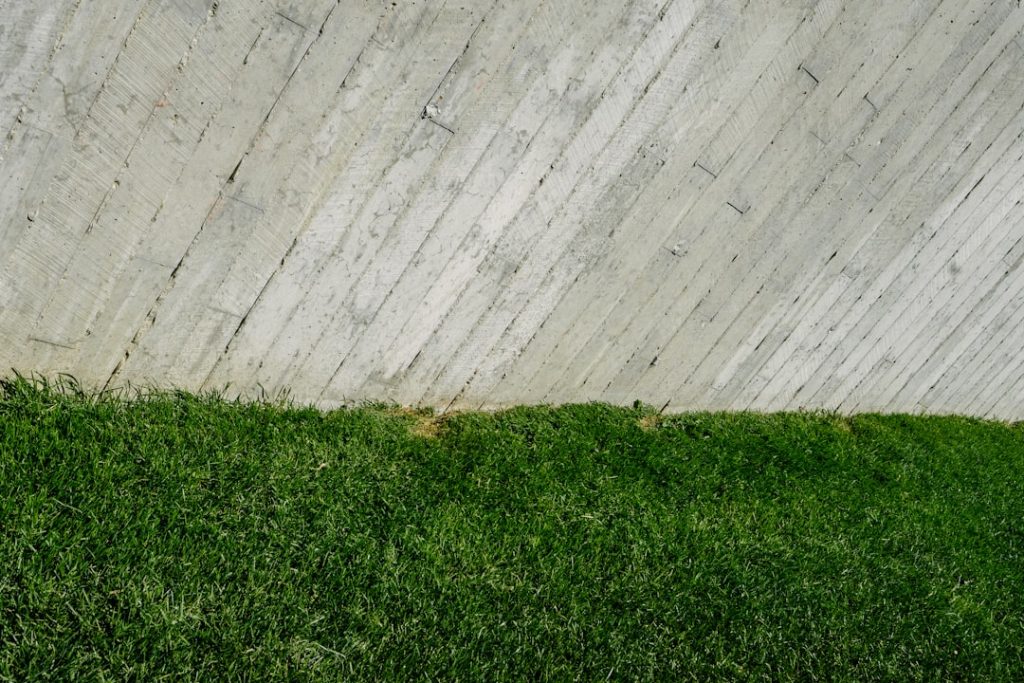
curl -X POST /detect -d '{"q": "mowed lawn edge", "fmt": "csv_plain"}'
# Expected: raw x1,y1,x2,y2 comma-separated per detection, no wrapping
1,377,1023,681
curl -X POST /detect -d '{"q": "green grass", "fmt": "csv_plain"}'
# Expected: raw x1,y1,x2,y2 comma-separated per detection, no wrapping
1,377,1023,681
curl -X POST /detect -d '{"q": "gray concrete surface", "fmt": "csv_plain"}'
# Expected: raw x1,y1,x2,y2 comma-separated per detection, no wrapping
2,0,1023,417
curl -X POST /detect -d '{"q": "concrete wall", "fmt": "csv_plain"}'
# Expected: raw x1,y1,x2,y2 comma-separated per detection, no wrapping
2,0,1023,417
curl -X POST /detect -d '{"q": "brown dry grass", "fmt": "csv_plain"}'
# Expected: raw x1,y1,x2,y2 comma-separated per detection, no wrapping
385,407,443,439
637,414,661,431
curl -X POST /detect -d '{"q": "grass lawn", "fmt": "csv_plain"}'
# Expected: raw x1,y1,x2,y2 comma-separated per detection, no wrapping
1,377,1023,680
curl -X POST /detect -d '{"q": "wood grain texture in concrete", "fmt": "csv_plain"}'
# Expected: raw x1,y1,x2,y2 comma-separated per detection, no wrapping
2,0,1023,417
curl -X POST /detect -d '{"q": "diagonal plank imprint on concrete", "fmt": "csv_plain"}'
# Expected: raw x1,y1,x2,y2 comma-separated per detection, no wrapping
1,0,1023,418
